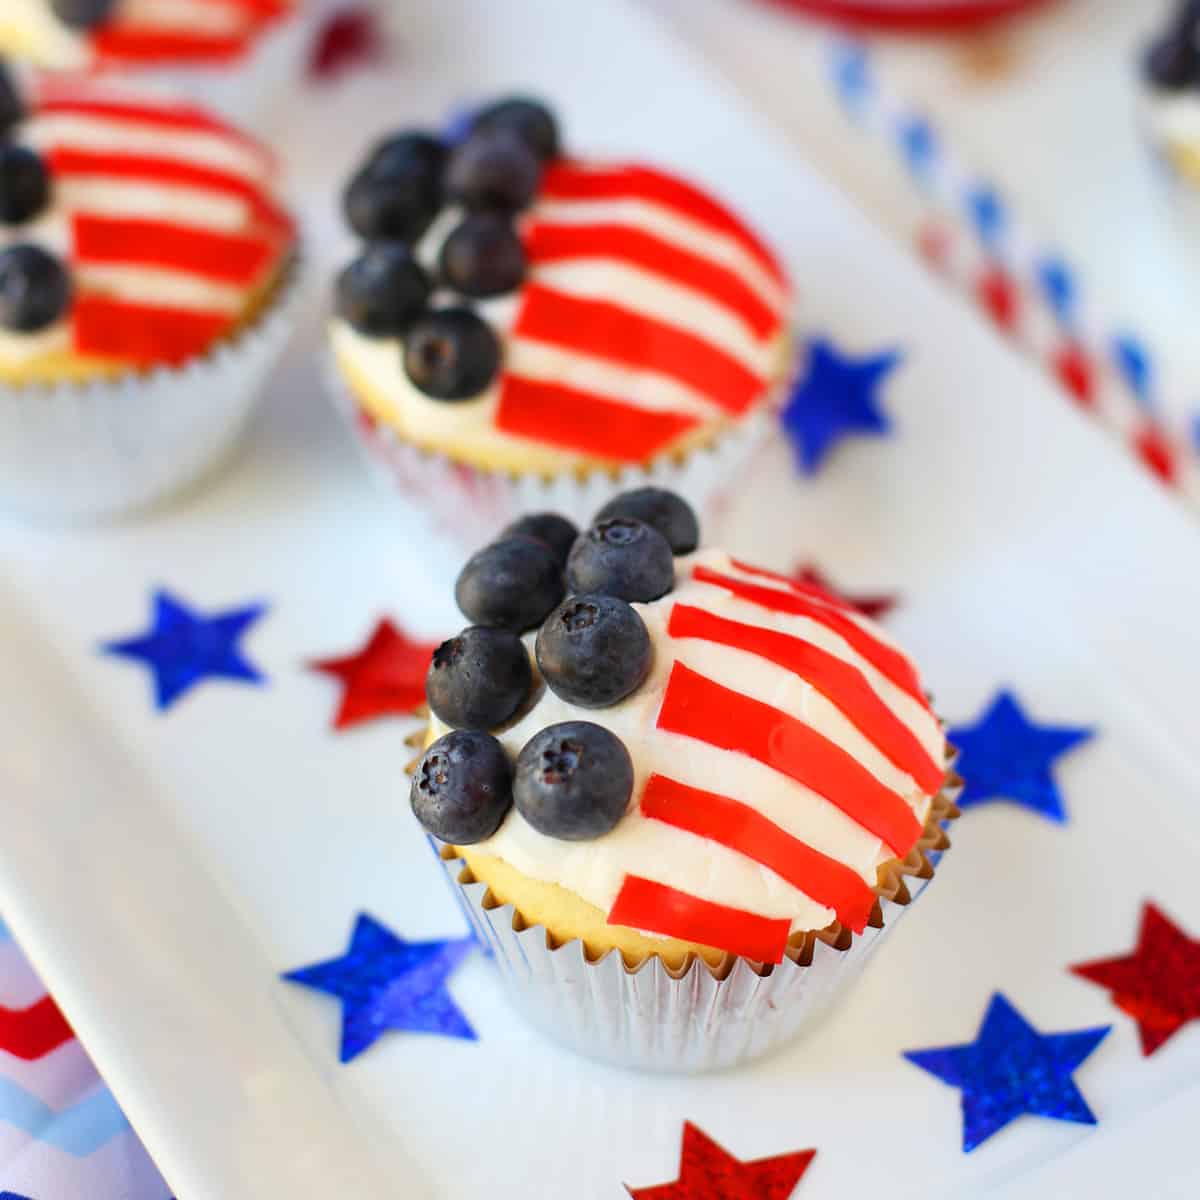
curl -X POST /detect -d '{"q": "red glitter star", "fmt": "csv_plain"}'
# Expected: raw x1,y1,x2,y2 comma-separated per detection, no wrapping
310,619,440,730
308,5,387,82
626,1123,816,1200
1071,903,1200,1056
792,564,898,620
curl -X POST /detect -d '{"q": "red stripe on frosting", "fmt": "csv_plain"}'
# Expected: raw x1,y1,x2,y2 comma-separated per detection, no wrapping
540,161,788,290
730,557,856,614
692,566,929,710
495,375,699,461
514,283,764,415
74,214,277,285
668,604,943,793
657,662,923,857
91,29,253,63
608,875,791,963
640,774,876,934
73,296,235,365
524,221,782,340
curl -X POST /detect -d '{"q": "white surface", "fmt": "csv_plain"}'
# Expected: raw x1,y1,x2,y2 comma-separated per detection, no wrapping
1,0,1199,1197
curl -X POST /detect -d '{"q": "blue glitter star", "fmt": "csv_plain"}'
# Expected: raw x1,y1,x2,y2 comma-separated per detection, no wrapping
102,589,267,711
949,690,1094,823
905,993,1110,1152
781,338,901,475
282,914,476,1062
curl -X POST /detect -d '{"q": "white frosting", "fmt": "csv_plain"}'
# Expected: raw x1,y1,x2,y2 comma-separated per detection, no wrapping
1146,89,1200,152
432,548,946,937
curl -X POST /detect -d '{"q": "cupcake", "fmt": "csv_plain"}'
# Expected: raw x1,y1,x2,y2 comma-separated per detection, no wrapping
1143,3,1200,192
0,0,318,128
328,96,794,547
0,67,300,521
410,489,960,1071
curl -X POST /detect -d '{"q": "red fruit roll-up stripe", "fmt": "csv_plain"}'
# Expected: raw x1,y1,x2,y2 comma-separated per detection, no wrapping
668,604,943,792
73,296,235,365
608,875,792,963
91,29,254,64
730,557,856,613
657,663,923,857
640,774,877,933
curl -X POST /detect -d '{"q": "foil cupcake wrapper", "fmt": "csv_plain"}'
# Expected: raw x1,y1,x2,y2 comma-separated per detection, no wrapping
0,256,306,525
324,355,776,548
434,777,961,1074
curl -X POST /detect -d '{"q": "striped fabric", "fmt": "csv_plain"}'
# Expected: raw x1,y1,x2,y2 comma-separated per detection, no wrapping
608,556,941,963
88,0,290,65
22,81,291,364
496,161,791,461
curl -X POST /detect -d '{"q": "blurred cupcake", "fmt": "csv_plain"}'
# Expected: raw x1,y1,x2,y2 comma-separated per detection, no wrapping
0,67,300,522
328,95,794,546
0,0,321,129
1143,3,1200,190
410,489,959,1071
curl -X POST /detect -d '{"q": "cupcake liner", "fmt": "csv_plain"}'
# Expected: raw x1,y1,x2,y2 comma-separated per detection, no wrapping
325,356,777,549
0,257,306,525
432,769,961,1074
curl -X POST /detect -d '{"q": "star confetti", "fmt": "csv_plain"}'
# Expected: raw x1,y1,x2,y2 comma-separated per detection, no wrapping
102,588,267,711
282,914,476,1063
310,618,440,730
781,337,901,475
308,5,387,81
1071,903,1200,1056
904,993,1110,1152
948,690,1093,823
792,563,898,619
626,1122,816,1199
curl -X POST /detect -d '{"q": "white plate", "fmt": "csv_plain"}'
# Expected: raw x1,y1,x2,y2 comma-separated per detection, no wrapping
2,1,1200,1197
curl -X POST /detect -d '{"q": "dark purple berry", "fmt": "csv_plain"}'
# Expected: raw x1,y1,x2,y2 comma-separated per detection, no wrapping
0,245,71,333
403,307,500,400
50,0,116,28
500,512,578,566
446,129,541,212
336,242,431,338
536,595,651,709
469,96,560,163
513,722,633,841
455,536,564,632
368,130,447,177
411,729,513,844
426,626,532,731
566,518,674,604
0,145,49,226
593,488,699,556
439,212,526,297
0,63,22,135
1146,33,1200,90
344,136,442,243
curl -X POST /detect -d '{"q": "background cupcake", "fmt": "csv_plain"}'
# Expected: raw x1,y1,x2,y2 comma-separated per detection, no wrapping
1142,3,1200,193
328,95,794,547
0,67,300,522
410,489,959,1070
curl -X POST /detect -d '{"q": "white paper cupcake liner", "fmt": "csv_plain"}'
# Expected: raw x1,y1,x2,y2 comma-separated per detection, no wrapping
0,257,306,525
325,357,776,549
433,776,960,1074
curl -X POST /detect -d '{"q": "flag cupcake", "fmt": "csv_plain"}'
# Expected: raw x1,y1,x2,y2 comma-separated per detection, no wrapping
328,96,794,546
0,67,300,521
410,489,960,1070
1143,3,1200,195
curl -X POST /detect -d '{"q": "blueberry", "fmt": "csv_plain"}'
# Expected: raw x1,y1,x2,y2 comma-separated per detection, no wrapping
0,145,49,226
594,488,699,555
426,626,532,731
1146,33,1200,89
403,307,501,400
0,245,71,333
0,63,22,135
514,722,633,841
439,212,526,297
469,96,560,163
500,512,578,565
344,136,443,243
50,0,116,27
410,729,513,844
455,536,564,632
446,129,541,212
536,595,651,709
566,518,674,604
335,242,431,338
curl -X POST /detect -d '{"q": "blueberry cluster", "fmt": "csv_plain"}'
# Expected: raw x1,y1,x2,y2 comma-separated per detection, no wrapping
410,488,699,845
336,96,561,402
1146,2,1200,90
0,65,71,336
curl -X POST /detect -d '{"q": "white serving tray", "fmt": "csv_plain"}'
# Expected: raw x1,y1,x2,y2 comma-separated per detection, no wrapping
2,1,1199,1197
